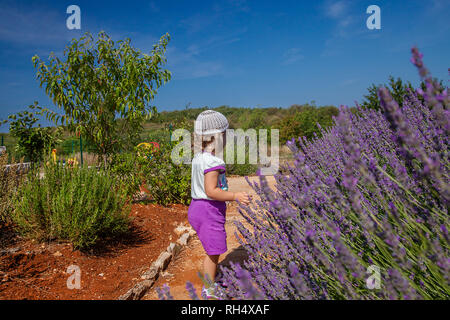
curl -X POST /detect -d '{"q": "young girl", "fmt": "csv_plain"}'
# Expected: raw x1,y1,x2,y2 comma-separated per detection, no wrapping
188,110,250,299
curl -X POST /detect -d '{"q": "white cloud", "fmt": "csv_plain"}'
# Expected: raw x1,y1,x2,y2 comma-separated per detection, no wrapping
282,48,304,65
179,13,218,34
322,0,357,33
430,0,450,11
7,82,22,87
320,0,361,56
228,0,250,12
165,45,226,80
148,1,160,13
324,1,347,18
340,78,358,87
161,26,245,79
189,61,224,79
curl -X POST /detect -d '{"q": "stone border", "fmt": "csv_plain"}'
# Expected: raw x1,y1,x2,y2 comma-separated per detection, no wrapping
117,226,196,300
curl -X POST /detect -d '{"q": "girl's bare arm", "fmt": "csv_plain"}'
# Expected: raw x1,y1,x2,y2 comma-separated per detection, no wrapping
204,171,250,204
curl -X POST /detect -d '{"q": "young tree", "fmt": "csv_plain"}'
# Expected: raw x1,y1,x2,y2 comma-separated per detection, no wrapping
32,31,171,167
1,102,62,164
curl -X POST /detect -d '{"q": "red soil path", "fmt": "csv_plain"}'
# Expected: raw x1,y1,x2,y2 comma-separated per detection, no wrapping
143,175,276,300
0,176,276,300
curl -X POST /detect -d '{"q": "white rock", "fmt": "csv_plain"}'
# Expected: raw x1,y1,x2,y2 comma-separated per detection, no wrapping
177,232,190,246
154,251,172,271
141,266,158,280
166,242,175,254
53,251,62,257
174,225,191,236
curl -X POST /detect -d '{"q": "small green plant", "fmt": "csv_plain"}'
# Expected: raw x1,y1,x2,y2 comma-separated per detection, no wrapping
11,162,131,250
2,102,62,163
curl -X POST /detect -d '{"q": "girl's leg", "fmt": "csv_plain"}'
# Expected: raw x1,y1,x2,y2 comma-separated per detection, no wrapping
204,254,220,286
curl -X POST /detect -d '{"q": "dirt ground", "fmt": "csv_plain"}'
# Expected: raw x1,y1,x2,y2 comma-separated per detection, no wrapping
0,175,277,300
0,202,188,300
143,175,277,300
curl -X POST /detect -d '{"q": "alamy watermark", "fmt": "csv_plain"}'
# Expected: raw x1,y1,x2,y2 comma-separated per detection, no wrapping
66,5,81,30
366,5,381,30
66,264,81,289
366,265,381,290
170,126,280,175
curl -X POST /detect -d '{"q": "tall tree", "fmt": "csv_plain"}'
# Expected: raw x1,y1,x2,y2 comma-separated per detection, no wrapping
32,31,171,166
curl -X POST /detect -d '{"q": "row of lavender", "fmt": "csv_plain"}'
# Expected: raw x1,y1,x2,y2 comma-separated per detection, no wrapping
155,48,448,300
216,48,449,299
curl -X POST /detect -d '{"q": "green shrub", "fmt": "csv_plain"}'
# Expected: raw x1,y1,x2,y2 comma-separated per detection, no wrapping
226,162,258,176
57,136,97,156
139,113,192,206
360,75,444,111
361,76,415,111
147,128,171,145
141,142,191,206
110,150,143,199
224,140,258,176
278,106,338,145
11,162,131,250
110,142,191,206
225,151,258,176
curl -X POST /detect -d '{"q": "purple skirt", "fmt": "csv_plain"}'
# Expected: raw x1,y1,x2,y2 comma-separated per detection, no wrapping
188,199,227,255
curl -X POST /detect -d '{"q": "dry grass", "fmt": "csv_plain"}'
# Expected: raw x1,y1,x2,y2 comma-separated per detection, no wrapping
0,152,25,223
71,152,99,167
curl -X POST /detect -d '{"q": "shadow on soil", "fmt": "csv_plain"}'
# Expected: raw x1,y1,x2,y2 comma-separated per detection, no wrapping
0,223,20,253
84,224,155,257
1,219,155,258
218,245,249,270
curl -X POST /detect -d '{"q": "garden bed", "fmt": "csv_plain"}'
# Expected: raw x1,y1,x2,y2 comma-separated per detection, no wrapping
0,203,188,300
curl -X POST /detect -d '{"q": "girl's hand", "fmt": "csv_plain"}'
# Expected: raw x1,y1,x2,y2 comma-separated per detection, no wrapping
234,192,250,205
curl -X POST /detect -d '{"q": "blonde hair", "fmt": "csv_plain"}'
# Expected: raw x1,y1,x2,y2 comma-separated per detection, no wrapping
192,132,225,154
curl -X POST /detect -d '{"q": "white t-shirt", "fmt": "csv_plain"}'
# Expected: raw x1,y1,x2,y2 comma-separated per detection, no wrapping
191,152,228,200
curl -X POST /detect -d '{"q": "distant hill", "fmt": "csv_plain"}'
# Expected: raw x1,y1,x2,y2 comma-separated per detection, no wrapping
1,103,338,161
145,104,338,145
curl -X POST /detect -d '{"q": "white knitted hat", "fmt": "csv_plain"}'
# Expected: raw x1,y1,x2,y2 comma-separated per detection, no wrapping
194,110,229,136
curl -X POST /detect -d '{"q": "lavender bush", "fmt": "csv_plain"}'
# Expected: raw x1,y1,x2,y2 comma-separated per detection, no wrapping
157,47,448,300
216,47,449,300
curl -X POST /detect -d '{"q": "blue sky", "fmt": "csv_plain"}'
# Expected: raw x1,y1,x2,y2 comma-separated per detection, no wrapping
0,0,449,131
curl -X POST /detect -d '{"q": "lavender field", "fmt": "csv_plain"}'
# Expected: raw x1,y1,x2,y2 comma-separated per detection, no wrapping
193,48,449,300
